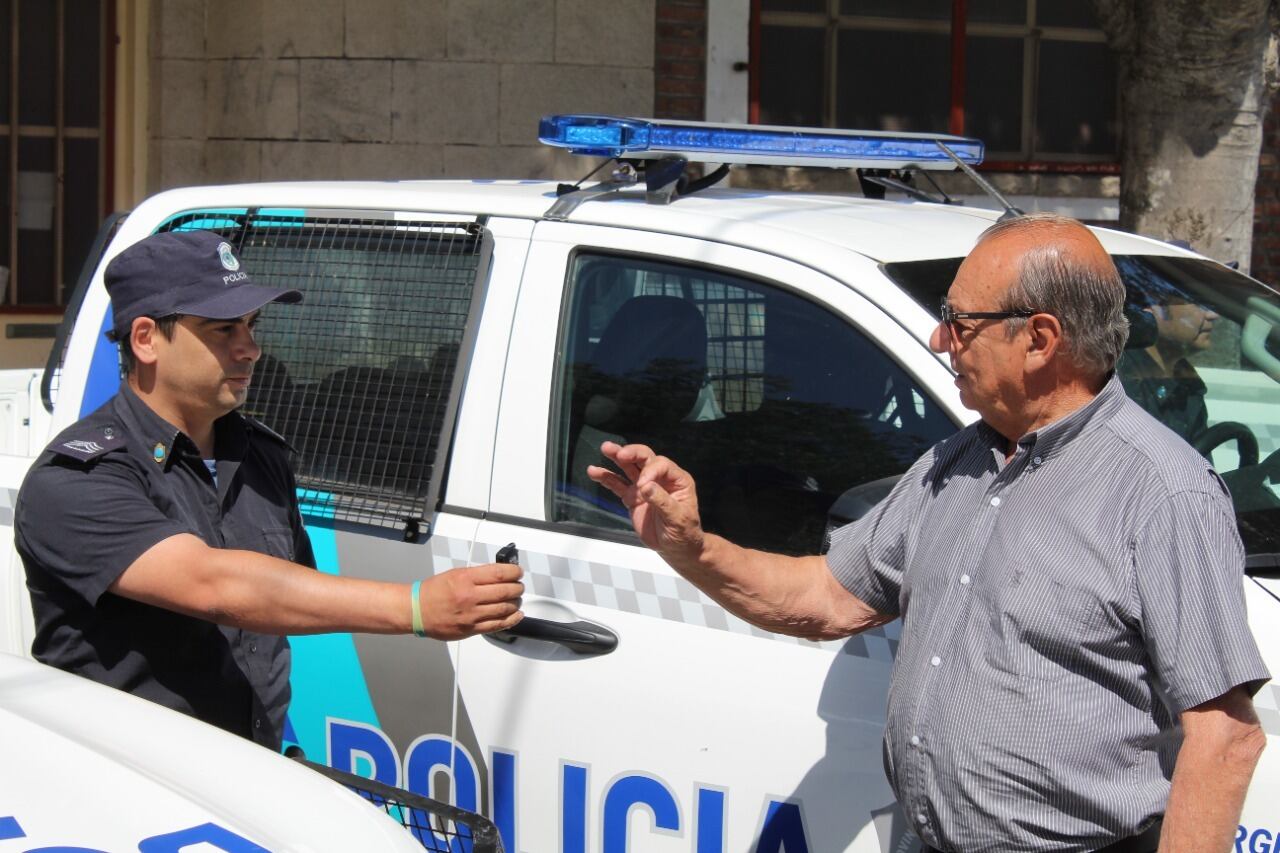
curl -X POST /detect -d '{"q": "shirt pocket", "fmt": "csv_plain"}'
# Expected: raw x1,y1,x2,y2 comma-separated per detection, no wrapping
992,568,1095,682
260,526,295,562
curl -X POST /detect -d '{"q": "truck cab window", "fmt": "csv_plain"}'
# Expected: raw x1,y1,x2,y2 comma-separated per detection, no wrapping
551,253,955,555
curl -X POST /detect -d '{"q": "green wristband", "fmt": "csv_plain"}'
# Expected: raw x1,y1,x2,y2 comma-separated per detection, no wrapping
411,579,427,638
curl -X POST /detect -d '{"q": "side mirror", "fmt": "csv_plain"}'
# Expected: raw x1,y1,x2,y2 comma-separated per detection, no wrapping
822,474,901,553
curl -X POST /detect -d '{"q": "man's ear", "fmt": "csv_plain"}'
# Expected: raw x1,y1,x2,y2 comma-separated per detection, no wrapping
130,317,162,367
1024,312,1063,370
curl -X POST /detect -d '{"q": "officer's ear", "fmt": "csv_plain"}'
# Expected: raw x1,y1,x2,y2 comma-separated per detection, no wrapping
130,317,163,367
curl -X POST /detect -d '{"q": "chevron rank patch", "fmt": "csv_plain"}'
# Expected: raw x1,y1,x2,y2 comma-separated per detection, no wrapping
49,426,124,463
63,440,104,455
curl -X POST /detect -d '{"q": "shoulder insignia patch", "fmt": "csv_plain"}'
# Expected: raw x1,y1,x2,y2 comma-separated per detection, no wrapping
64,439,104,455
47,420,128,463
50,436,120,462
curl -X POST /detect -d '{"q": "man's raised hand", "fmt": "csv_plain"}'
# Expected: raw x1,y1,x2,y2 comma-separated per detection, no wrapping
586,442,706,569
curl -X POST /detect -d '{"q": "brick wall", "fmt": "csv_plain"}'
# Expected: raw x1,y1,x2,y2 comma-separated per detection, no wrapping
148,0,656,191
1252,91,1280,286
653,0,707,120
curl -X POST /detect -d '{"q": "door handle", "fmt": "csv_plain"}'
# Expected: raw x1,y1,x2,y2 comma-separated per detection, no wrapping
486,543,618,655
488,617,618,655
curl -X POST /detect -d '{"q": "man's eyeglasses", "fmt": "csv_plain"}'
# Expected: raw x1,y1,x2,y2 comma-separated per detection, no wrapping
939,298,1038,328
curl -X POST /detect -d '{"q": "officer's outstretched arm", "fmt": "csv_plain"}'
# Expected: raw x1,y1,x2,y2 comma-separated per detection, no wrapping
588,441,892,641
108,534,524,641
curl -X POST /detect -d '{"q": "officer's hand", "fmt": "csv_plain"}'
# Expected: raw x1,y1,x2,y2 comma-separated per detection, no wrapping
587,442,705,568
418,563,524,640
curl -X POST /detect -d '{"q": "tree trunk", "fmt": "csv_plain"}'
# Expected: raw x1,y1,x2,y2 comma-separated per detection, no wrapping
1093,0,1279,274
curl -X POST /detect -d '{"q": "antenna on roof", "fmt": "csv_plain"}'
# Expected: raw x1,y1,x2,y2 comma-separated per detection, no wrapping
934,140,1024,220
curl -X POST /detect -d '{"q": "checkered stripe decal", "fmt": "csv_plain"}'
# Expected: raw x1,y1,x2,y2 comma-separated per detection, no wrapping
428,534,902,660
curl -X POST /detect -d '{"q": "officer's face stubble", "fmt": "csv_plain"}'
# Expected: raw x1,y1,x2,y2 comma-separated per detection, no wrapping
145,311,263,419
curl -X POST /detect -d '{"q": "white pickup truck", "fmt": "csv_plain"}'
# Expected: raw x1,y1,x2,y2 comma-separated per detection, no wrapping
1,116,1277,853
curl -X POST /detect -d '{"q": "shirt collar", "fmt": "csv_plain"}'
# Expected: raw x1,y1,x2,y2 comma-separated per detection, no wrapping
114,383,249,470
1007,372,1127,463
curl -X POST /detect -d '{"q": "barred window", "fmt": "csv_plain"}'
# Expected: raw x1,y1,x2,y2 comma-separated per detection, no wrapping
757,0,1118,162
159,209,491,535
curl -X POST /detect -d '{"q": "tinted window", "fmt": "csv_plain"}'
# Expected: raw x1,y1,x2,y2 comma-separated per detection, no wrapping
551,254,956,555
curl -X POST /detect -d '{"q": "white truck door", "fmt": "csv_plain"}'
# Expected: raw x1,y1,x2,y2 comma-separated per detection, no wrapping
459,222,959,853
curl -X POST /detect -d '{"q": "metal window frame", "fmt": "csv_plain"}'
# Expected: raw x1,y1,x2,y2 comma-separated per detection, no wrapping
3,0,109,308
753,0,1118,165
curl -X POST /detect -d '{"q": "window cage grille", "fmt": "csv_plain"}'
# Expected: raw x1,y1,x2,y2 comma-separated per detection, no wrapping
156,209,490,534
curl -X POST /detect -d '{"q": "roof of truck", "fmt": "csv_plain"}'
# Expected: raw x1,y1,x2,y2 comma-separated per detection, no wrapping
133,179,1198,267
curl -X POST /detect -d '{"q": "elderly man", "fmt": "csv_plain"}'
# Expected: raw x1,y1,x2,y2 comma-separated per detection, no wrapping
589,214,1269,853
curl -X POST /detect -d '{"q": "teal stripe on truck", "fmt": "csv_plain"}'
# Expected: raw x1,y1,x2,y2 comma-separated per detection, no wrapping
286,490,382,761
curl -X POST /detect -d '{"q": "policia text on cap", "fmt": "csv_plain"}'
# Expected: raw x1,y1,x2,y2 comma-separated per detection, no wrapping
13,230,524,750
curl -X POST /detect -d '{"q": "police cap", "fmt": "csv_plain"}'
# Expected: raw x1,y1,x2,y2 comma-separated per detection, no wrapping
104,230,302,338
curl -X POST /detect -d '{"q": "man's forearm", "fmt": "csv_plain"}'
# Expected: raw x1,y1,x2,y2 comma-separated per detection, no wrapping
588,442,894,640
186,546,409,634
111,533,523,639
674,534,892,640
1160,690,1266,853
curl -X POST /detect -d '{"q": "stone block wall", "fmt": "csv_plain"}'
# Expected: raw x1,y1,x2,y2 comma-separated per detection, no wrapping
148,0,655,190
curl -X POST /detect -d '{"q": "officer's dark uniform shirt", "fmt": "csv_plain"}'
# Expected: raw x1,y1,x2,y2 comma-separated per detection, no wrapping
15,383,314,750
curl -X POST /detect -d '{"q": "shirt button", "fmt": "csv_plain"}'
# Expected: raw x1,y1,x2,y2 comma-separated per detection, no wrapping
930,655,941,666
960,574,971,585
254,718,262,729
1032,455,1043,465
990,496,1001,507
249,642,258,653
911,735,921,746
917,813,928,825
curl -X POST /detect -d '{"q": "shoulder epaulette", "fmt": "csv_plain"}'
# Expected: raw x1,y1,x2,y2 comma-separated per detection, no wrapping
47,422,127,463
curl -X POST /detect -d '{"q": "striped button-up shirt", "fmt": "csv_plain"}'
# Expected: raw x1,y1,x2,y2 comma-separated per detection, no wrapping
827,375,1270,852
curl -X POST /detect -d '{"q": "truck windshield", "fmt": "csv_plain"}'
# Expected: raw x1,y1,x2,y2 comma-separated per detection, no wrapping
885,254,1280,564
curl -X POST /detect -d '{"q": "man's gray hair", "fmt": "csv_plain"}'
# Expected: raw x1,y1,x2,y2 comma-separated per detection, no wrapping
979,213,1129,377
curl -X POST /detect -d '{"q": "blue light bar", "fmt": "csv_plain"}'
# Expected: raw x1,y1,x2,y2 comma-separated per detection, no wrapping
538,115,983,170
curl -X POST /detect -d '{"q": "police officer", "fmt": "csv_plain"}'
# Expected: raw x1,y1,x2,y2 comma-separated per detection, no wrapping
15,230,524,750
